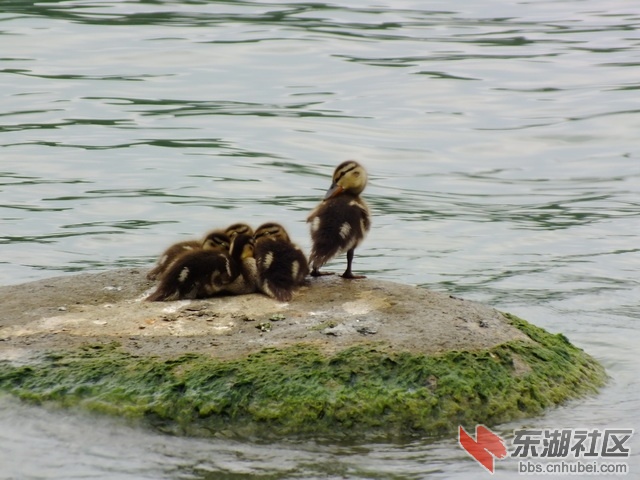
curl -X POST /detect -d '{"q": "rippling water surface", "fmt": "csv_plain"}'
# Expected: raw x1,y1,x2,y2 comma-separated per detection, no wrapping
1,1,639,478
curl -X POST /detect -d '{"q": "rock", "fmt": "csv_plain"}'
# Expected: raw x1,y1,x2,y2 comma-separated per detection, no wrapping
0,269,606,440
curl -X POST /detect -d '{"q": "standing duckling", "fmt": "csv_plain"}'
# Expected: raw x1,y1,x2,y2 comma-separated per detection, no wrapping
146,233,254,301
307,160,371,279
254,222,309,302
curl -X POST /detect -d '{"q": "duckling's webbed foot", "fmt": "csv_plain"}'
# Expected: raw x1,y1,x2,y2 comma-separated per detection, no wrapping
341,248,366,279
341,271,366,279
310,268,334,277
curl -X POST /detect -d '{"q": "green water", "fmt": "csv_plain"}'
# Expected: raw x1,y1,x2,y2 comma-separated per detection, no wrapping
1,1,639,478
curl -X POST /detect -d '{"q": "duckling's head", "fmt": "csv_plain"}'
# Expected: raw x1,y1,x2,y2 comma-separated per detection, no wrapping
254,222,291,243
230,233,255,260
202,231,230,251
225,223,254,238
325,160,368,199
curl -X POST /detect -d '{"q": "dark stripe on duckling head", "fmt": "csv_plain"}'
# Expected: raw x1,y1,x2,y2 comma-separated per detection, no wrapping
225,223,253,238
333,161,359,183
254,223,290,243
324,161,364,200
327,161,367,198
202,232,230,251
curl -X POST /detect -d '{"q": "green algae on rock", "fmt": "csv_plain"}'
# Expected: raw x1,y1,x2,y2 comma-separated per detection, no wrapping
0,269,606,439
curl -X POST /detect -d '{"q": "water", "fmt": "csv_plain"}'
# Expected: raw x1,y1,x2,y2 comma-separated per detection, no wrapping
1,0,639,478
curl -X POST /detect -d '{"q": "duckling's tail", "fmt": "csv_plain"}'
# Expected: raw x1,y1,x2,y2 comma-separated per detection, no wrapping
145,286,174,302
146,280,185,301
259,279,293,302
146,269,159,281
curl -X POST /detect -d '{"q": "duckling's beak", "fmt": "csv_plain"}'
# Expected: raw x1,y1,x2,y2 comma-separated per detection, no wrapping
324,183,344,200
242,244,254,259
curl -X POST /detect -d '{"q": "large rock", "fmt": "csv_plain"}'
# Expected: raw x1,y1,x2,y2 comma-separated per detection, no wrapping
0,269,606,439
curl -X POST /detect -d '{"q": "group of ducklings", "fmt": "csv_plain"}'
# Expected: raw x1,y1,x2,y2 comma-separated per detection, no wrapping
146,160,370,303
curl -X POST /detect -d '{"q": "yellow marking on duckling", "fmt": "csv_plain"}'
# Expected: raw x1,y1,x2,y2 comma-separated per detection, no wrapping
339,222,352,239
262,251,274,269
310,216,321,233
178,267,190,283
291,260,300,280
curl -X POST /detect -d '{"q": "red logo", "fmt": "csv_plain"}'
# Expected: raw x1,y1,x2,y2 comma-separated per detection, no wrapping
459,425,508,473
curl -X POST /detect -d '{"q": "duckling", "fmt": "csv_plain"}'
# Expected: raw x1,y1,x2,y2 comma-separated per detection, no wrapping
147,230,230,281
254,222,309,302
201,230,231,252
145,250,230,301
307,160,371,279
146,239,202,281
203,223,255,250
221,233,259,295
146,233,258,302
224,222,254,239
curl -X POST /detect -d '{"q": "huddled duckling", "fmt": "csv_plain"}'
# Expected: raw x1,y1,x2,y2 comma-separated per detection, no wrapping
146,239,204,281
220,233,259,295
224,222,254,239
253,222,309,302
201,229,232,252
147,224,252,282
307,160,371,279
146,233,257,302
146,249,230,301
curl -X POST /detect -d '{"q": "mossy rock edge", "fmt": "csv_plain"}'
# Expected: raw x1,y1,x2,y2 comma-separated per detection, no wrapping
0,312,606,440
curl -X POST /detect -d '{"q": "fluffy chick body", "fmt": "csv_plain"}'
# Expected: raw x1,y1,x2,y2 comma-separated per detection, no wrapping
221,233,259,295
254,223,309,302
146,240,201,281
146,233,257,301
146,250,235,301
148,226,245,282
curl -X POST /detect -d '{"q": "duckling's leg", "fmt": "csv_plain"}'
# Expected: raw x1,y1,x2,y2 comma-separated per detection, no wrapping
341,248,366,279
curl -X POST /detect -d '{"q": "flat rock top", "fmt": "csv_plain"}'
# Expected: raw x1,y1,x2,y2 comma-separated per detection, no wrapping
0,269,531,362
